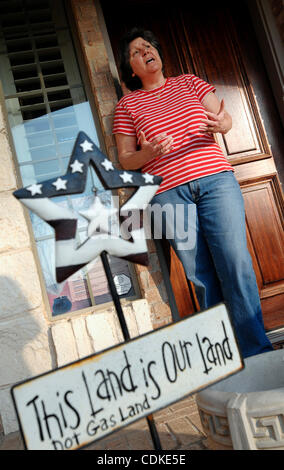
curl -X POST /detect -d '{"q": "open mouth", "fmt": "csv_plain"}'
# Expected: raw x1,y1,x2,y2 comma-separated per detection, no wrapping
146,58,155,64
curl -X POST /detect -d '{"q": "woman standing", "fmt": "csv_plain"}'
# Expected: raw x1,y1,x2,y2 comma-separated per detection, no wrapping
113,27,273,358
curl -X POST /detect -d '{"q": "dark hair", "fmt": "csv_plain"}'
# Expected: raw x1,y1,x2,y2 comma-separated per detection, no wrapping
119,27,164,91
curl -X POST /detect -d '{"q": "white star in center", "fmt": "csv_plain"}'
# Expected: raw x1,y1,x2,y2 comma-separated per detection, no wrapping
79,197,118,237
119,171,133,183
80,140,93,153
70,160,84,173
52,178,67,191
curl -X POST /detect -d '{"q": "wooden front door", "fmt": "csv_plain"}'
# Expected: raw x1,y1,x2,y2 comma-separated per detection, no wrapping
101,0,284,332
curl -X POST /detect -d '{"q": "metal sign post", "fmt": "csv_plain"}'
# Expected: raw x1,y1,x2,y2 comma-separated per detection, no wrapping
100,251,162,450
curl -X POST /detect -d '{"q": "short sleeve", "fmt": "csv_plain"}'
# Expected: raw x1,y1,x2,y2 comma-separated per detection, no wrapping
189,74,216,103
112,101,136,136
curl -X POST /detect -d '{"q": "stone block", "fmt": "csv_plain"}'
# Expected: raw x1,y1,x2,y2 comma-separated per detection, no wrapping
151,317,171,330
97,85,117,104
92,71,113,89
72,302,152,361
86,311,121,352
0,251,42,321
71,316,94,359
0,103,5,130
0,134,17,191
152,302,172,324
102,115,115,134
51,321,79,367
144,286,162,304
120,304,139,339
156,281,169,303
131,299,153,335
91,56,109,75
0,191,30,254
139,270,149,290
107,145,118,163
0,389,19,435
0,313,52,387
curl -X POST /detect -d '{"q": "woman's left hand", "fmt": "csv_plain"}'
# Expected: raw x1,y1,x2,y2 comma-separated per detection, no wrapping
199,99,229,134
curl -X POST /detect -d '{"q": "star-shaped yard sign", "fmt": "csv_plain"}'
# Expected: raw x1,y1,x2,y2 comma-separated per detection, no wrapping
13,132,162,283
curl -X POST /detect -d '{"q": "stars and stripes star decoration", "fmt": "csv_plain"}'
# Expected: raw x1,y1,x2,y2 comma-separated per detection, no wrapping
13,132,162,283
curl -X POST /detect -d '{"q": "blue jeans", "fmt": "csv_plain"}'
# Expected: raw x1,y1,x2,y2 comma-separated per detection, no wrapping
150,171,273,358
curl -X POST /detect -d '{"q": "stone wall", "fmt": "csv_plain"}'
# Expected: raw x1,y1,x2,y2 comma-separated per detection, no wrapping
0,102,53,434
0,0,173,438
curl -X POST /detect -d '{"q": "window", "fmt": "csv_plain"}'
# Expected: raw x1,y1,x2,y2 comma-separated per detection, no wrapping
0,0,140,317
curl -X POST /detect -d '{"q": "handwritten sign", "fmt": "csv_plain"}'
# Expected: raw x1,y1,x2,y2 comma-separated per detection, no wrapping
11,303,243,450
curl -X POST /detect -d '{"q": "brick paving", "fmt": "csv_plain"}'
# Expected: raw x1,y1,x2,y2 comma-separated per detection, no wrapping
0,395,210,451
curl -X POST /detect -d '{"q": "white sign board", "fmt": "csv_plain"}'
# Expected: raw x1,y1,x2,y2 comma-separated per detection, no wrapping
12,303,243,450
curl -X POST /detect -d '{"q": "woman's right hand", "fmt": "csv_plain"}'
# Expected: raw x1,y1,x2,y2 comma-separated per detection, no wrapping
139,131,174,160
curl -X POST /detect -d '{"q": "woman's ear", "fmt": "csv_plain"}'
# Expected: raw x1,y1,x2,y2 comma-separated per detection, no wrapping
132,72,135,77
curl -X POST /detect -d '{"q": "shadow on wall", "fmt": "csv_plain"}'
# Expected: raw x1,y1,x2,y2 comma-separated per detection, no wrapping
0,276,51,437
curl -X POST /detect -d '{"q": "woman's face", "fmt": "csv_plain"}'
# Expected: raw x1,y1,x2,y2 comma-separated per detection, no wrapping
128,37,163,81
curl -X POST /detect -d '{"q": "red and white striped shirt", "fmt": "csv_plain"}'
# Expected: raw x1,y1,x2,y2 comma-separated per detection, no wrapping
113,74,233,194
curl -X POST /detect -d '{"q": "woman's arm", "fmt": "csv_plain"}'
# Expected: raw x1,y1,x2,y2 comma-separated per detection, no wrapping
200,92,232,134
115,131,174,170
